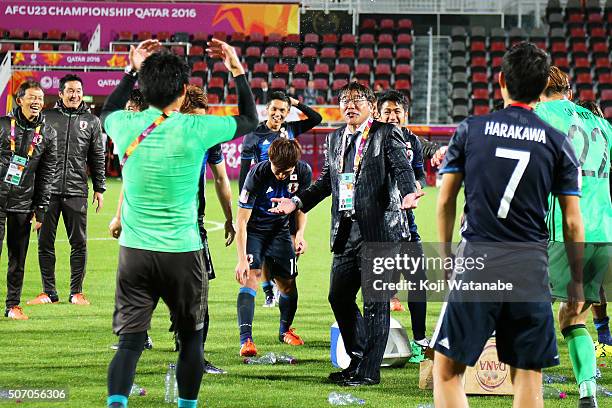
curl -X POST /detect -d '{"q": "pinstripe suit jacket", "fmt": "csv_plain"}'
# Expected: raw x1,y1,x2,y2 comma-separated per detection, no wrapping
297,121,417,252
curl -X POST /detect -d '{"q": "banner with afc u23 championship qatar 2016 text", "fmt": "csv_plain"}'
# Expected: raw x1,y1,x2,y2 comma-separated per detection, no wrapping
0,1,299,47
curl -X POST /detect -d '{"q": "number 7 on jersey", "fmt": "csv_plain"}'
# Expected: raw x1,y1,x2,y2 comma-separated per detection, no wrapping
495,148,531,219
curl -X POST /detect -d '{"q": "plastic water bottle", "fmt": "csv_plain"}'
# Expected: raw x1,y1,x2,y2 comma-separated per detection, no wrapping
597,384,612,397
327,392,365,405
416,404,433,408
276,353,297,364
543,373,568,384
130,384,147,396
244,352,277,365
542,384,567,399
164,363,178,403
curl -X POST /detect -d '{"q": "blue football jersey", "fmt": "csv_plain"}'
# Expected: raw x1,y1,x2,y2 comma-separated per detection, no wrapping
241,120,311,162
439,105,581,242
239,160,312,232
197,143,224,218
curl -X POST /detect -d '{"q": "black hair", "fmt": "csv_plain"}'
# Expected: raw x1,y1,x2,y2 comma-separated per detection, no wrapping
139,51,190,110
267,91,291,106
59,74,83,92
337,81,376,104
377,90,409,113
576,100,604,118
127,89,148,111
15,79,42,100
501,41,550,103
268,138,301,170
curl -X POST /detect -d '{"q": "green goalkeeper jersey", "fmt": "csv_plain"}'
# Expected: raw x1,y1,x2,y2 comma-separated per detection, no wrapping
535,99,611,242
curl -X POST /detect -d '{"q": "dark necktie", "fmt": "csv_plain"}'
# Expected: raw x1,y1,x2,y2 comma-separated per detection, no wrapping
343,131,361,173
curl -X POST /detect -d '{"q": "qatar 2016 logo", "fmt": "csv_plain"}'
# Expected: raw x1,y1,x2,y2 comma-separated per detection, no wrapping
474,341,509,391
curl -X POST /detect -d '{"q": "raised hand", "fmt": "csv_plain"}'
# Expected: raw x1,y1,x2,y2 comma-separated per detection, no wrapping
129,39,162,71
401,191,426,210
206,38,244,77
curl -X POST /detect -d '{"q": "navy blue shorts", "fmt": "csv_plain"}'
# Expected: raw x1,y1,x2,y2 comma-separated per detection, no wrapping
431,300,559,369
246,228,297,280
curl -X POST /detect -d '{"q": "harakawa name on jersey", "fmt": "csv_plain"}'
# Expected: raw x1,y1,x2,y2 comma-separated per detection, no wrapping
484,121,546,144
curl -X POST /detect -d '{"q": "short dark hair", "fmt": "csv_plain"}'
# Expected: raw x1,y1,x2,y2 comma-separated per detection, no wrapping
501,41,550,103
15,79,42,100
337,81,376,104
267,91,290,106
139,51,190,110
268,138,301,170
377,90,409,113
127,89,148,111
576,100,604,118
59,74,83,92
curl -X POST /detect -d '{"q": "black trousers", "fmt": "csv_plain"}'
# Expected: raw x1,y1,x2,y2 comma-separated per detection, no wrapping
3,211,33,309
37,195,88,296
328,219,390,381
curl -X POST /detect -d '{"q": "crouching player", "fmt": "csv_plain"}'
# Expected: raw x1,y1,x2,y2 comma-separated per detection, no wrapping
235,138,311,356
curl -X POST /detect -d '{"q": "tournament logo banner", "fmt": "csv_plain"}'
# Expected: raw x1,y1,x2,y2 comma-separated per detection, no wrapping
1,1,299,48
12,52,128,69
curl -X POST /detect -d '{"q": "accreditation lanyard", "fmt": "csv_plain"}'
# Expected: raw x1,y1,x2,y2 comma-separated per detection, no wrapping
121,112,169,166
338,119,373,175
10,118,40,161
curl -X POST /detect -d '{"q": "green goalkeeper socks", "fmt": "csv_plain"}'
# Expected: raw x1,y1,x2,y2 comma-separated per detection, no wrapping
562,324,597,398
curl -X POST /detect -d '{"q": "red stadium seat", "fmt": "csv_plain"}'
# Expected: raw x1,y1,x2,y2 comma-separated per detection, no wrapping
267,32,283,47
578,89,596,101
394,80,412,93
38,43,54,51
191,61,207,79
320,47,337,69
282,47,298,66
1,43,16,53
600,89,612,101
357,48,375,65
471,72,488,86
374,79,390,89
20,43,34,50
46,29,62,41
595,58,611,76
573,57,590,74
599,73,612,89
322,34,338,48
188,77,203,87
489,41,506,56
28,29,43,40
575,72,593,89
473,88,489,102
470,41,486,55
263,46,280,69
571,41,589,57
396,34,413,49
284,33,301,47
300,47,318,70
189,45,204,56
605,106,612,119
473,105,490,116
470,56,487,72
569,27,586,42
313,64,330,80
379,19,395,34
589,27,607,42
375,64,392,82
586,12,604,29
271,78,287,92
360,18,377,35
229,32,245,50
378,34,394,50
314,78,328,91
356,79,370,88
340,34,356,49
395,64,412,80
553,56,570,72
207,94,220,104
272,63,290,81
591,42,609,58
58,43,75,52
398,19,413,31
65,30,80,41
396,48,412,64
252,62,269,80
334,63,351,81
303,33,320,49
332,79,349,92
293,63,310,81
491,56,503,70
136,31,152,41
492,87,502,101
9,29,25,39
249,32,264,49
359,34,375,49
338,48,355,68
225,94,238,104
292,78,307,92
212,31,228,43
551,42,568,56
192,31,208,46
117,31,133,42
170,45,185,56
354,64,371,81
208,77,225,97
377,48,393,66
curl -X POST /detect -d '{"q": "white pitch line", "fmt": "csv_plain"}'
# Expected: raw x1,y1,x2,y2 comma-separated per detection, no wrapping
28,220,225,243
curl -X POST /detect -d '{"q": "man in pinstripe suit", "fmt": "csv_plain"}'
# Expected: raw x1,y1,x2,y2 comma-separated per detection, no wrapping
271,82,423,386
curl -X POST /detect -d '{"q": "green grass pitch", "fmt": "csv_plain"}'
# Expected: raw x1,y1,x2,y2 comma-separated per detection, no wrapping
0,178,608,407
